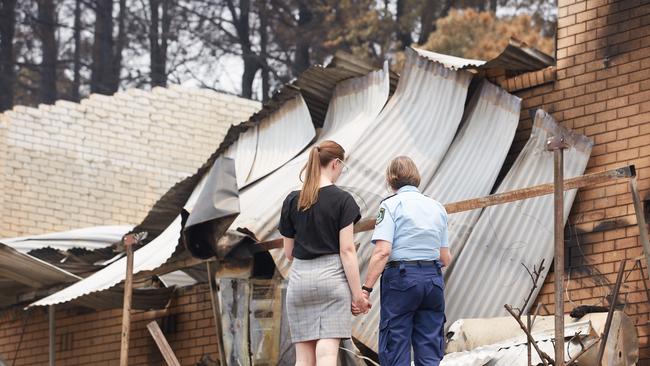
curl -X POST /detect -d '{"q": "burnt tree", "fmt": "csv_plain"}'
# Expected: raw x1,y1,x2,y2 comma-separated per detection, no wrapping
36,0,58,104
149,0,171,87
0,0,16,111
91,0,126,95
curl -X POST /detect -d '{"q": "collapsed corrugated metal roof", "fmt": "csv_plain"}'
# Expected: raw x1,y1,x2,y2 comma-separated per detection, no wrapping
442,320,594,366
224,95,315,189
351,59,522,350
132,53,391,243
15,42,572,360
442,312,638,365
1,225,131,254
414,37,555,72
444,110,593,326
1,226,132,277
30,157,239,307
423,80,521,257
230,63,391,261
0,243,80,307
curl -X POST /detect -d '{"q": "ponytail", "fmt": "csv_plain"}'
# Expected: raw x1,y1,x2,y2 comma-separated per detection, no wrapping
298,140,345,211
298,147,322,210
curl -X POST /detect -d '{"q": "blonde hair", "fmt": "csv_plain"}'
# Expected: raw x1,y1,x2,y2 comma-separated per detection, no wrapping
386,156,421,190
298,140,345,211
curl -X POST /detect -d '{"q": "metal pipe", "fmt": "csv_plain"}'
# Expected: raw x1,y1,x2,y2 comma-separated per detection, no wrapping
49,305,55,366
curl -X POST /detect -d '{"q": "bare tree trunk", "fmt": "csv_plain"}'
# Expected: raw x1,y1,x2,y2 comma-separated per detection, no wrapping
490,0,497,12
417,0,436,45
433,0,453,32
395,0,413,50
72,0,81,101
0,0,16,111
36,0,58,104
259,0,269,101
226,0,259,99
150,0,162,87
292,1,311,76
149,0,170,87
111,0,126,92
160,0,170,83
91,0,114,94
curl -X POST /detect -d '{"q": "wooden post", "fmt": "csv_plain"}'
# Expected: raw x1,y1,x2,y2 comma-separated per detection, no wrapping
119,233,138,366
526,313,532,366
630,177,650,282
596,259,627,365
147,321,181,366
49,305,55,366
207,261,227,365
547,135,567,366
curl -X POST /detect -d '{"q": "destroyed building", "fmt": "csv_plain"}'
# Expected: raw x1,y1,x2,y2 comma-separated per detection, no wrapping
1,0,649,365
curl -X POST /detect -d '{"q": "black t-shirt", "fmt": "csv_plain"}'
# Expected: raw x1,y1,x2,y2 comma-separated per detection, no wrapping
279,185,361,260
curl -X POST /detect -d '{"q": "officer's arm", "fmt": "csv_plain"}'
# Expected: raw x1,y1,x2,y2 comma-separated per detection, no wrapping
282,236,294,261
363,240,392,290
440,247,452,267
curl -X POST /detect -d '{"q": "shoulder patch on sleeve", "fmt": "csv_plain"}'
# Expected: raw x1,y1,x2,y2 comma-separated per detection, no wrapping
376,207,385,225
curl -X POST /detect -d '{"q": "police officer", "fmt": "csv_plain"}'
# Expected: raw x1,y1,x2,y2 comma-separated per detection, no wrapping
360,156,451,366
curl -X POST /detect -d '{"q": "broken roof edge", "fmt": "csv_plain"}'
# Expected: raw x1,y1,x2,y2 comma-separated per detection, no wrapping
532,109,594,154
131,54,386,244
413,37,555,73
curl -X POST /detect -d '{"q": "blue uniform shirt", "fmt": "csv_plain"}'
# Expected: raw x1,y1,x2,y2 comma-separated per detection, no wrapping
371,185,448,262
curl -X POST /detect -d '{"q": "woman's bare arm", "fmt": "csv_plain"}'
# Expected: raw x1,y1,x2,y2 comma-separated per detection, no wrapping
283,236,294,261
339,223,368,312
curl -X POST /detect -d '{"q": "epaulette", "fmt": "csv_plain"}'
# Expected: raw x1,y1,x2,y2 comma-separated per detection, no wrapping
380,194,396,204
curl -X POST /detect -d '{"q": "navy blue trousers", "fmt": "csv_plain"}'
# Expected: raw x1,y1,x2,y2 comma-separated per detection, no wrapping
378,263,446,366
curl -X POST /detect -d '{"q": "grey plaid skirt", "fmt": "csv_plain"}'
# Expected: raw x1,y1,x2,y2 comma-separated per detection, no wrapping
286,254,352,343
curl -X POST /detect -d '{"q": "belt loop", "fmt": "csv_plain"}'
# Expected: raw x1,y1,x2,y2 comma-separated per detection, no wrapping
399,262,406,276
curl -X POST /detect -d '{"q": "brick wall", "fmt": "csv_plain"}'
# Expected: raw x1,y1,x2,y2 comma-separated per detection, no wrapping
0,86,260,238
503,0,650,363
0,285,218,366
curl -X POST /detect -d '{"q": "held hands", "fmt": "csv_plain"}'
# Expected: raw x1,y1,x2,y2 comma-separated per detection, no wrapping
351,291,371,316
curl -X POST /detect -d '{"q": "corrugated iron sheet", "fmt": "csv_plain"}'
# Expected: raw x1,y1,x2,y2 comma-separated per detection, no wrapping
24,53,388,309
0,243,80,307
230,64,390,254
328,48,474,349
414,38,554,72
442,320,595,366
1,225,131,253
444,110,593,326
29,157,234,307
133,55,388,243
225,95,315,188
422,80,521,259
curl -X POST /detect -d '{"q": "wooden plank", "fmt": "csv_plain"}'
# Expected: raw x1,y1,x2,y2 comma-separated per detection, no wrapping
206,262,227,366
220,278,251,365
630,177,650,282
146,321,181,366
256,165,636,248
49,305,55,366
119,239,135,366
249,279,283,365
